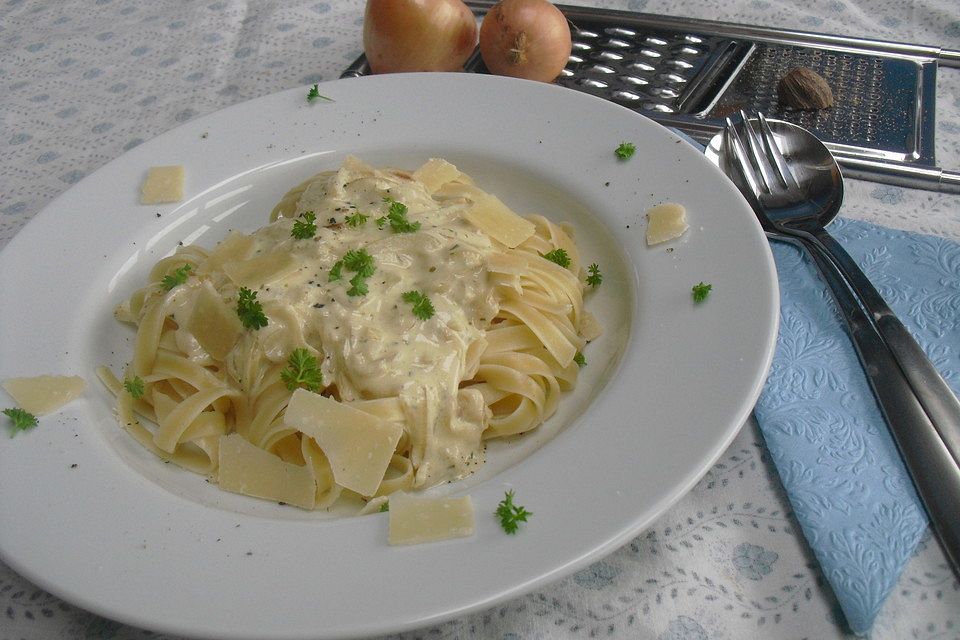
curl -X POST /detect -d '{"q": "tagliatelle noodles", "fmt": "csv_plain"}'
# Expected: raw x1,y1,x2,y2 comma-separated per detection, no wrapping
99,156,600,510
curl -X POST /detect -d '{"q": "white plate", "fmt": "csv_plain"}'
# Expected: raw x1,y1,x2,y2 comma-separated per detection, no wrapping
0,73,777,639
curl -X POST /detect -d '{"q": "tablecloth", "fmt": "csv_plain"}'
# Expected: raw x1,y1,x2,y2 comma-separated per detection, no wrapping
2,1,959,639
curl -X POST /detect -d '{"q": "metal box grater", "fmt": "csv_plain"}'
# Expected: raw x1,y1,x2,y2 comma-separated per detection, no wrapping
342,2,960,192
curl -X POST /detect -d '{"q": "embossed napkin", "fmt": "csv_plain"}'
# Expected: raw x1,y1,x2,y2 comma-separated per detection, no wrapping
753,217,960,635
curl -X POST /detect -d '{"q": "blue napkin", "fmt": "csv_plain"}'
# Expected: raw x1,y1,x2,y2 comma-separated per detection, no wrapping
754,217,960,635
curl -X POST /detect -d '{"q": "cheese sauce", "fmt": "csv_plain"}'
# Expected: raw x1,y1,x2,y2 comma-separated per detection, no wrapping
230,158,499,487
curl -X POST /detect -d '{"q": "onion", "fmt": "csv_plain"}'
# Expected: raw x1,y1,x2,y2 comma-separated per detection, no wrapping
363,0,478,73
479,0,571,83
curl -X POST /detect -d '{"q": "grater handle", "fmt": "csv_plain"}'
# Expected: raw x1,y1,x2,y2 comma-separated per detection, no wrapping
837,157,960,194
940,49,960,68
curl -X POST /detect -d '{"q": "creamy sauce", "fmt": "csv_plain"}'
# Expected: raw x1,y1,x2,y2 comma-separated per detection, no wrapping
220,159,499,487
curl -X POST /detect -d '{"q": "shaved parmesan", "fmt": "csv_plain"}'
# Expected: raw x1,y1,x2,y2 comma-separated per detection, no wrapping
186,281,244,360
283,389,402,497
2,375,86,416
645,202,689,246
217,433,316,509
388,493,475,545
413,158,461,193
464,194,535,248
222,250,299,288
140,165,185,204
579,311,603,342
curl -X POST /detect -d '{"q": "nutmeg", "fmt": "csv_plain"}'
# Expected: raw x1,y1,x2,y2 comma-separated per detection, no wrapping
777,67,833,110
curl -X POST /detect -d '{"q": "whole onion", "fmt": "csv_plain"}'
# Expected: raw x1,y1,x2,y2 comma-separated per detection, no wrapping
479,0,571,83
363,0,478,73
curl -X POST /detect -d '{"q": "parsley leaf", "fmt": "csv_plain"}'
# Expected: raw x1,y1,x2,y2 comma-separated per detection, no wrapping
329,259,344,282
495,490,532,534
291,211,317,239
280,348,324,392
330,249,376,296
375,216,387,230
123,376,145,399
342,248,375,277
379,501,389,512
615,142,636,160
237,287,268,329
306,84,332,103
345,211,368,228
161,264,192,291
347,272,369,297
402,290,435,320
586,263,603,287
3,407,38,437
692,281,712,303
383,198,420,234
573,352,586,367
543,248,571,268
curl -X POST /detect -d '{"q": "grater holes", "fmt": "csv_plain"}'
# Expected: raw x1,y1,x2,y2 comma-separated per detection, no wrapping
596,51,625,62
611,90,642,102
626,61,657,72
576,77,607,88
642,102,675,112
587,64,617,74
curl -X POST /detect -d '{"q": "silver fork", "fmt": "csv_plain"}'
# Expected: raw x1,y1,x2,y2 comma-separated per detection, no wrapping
723,113,960,576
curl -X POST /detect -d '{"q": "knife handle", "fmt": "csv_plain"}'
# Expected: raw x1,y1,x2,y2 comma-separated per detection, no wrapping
809,229,960,468
800,237,960,577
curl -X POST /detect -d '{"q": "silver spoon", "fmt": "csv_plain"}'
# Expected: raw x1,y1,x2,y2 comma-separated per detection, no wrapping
706,117,960,464
705,117,960,575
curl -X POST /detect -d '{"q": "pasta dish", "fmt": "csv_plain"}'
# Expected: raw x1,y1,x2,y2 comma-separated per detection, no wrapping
99,156,600,510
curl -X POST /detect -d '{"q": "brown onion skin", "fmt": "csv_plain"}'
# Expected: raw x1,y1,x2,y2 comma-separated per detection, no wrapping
479,0,572,83
363,0,478,73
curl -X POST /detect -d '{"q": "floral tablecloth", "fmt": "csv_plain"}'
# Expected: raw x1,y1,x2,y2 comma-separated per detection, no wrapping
2,1,959,639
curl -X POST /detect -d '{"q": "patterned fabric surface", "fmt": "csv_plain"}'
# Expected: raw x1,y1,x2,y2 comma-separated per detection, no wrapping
1,1,960,639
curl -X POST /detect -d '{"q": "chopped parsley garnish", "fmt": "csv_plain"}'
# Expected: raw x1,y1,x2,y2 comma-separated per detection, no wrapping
573,352,586,367
291,211,317,239
615,142,636,160
692,281,712,303
329,248,376,297
237,287,268,329
123,376,145,399
379,501,389,512
543,248,571,268
280,348,324,392
342,248,375,277
161,264,192,291
3,407,38,437
347,272,369,297
345,211,368,228
402,290,435,320
329,259,344,282
382,198,420,234
306,84,332,102
495,490,532,534
586,263,603,287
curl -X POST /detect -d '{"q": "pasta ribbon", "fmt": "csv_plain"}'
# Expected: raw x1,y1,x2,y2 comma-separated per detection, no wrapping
103,157,599,511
